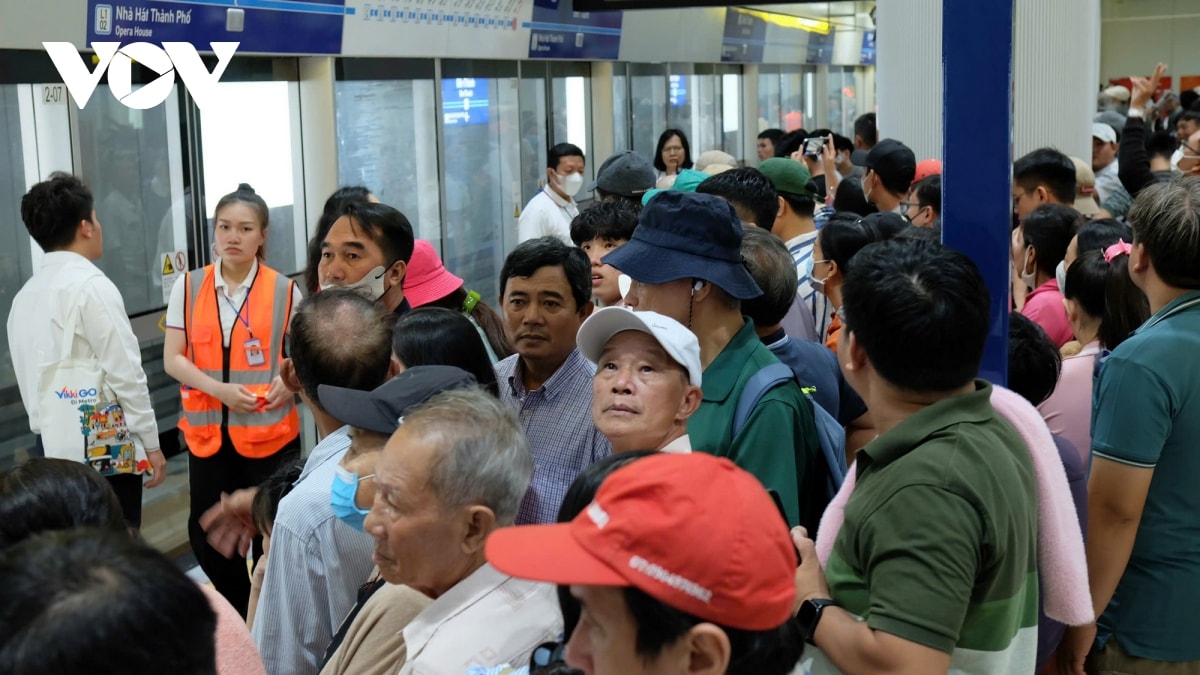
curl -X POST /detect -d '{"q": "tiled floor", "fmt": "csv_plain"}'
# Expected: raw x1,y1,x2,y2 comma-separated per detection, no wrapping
142,451,192,559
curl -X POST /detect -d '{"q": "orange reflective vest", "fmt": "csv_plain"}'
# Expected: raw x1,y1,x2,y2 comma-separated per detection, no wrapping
178,263,299,458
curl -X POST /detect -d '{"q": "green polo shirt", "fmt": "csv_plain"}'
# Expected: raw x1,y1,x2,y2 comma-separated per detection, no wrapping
1093,291,1200,662
687,318,823,532
825,381,1039,671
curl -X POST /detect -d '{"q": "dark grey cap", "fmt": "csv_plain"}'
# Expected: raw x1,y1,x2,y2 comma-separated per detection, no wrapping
318,365,477,434
586,151,656,197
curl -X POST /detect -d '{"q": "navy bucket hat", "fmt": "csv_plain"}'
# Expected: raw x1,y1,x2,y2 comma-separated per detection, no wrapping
601,191,762,300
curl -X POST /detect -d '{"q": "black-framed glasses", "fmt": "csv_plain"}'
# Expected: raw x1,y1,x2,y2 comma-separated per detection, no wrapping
530,640,567,669
1179,139,1200,157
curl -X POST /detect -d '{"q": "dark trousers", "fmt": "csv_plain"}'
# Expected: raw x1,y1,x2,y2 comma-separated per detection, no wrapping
187,427,299,617
34,435,144,528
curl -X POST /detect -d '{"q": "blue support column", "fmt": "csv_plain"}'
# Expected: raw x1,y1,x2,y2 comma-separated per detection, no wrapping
942,0,1014,386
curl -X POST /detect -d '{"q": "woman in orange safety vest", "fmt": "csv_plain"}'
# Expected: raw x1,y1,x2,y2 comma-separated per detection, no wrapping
163,183,301,614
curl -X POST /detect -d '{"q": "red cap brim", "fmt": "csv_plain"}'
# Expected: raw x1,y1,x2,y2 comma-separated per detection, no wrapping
486,524,630,587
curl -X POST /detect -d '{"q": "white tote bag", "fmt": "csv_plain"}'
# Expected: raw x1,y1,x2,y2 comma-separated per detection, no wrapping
36,289,148,476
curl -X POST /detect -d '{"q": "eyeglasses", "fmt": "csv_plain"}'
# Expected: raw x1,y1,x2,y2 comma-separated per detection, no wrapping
1178,139,1200,156
530,640,566,669
900,201,926,213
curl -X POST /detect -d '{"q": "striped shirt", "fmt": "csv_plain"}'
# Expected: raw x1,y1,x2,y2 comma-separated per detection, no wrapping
786,231,833,339
825,382,1039,672
252,426,376,675
496,349,612,524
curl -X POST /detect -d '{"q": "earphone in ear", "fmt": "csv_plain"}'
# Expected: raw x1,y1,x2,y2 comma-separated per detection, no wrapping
692,280,705,292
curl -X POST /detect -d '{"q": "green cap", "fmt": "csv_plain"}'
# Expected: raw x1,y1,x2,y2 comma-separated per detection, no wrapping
757,158,817,199
641,169,711,206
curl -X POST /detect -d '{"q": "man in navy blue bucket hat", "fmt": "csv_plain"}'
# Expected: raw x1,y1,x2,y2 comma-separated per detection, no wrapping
603,191,825,533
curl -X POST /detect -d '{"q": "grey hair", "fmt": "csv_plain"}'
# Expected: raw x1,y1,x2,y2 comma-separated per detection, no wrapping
1128,176,1200,289
740,226,799,327
402,387,532,526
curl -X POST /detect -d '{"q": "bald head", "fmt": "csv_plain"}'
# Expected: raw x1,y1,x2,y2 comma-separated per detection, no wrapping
289,289,394,411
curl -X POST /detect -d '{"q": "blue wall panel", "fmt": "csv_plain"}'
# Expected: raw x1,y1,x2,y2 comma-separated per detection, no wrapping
942,0,1014,386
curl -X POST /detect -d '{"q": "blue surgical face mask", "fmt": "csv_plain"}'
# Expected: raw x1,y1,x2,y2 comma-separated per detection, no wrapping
331,465,373,531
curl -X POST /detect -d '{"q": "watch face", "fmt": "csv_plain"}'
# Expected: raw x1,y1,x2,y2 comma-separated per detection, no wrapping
799,599,835,643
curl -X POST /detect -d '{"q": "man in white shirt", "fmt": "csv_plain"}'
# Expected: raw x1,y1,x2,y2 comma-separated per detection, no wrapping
7,172,166,527
518,143,585,245
1092,122,1123,204
577,307,702,454
362,387,561,674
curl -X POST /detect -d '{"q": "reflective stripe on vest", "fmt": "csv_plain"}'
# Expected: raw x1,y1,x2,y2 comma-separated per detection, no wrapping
178,263,299,458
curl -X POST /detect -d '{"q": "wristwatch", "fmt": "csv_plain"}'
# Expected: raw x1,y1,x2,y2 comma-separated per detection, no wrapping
797,598,838,645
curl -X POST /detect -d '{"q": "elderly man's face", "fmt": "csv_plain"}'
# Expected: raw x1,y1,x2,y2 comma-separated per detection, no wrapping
592,331,698,453
364,425,467,596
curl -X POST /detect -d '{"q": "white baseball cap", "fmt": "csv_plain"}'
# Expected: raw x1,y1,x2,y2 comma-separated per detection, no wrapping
577,307,702,387
1092,122,1117,145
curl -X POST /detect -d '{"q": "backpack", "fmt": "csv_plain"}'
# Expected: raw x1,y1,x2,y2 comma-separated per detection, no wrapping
732,362,848,502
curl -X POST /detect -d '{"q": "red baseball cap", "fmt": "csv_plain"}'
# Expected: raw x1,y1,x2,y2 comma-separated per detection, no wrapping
485,453,797,631
912,158,943,186
402,239,464,308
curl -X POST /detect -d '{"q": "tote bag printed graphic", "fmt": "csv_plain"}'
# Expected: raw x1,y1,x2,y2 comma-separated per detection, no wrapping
76,395,144,475
38,289,149,476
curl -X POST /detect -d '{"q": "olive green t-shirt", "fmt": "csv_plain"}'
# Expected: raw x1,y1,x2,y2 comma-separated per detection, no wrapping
826,381,1039,671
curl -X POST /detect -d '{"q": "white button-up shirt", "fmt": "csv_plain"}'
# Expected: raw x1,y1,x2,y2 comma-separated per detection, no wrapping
398,562,561,675
517,186,578,245
7,251,159,449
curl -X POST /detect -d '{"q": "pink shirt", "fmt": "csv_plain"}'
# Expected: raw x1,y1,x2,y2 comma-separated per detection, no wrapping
1022,279,1074,347
1038,341,1101,466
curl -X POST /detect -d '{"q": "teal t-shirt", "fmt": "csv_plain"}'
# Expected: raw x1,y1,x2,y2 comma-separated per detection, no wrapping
1092,291,1200,662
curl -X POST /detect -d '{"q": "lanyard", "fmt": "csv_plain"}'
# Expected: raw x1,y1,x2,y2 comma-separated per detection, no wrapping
222,290,253,338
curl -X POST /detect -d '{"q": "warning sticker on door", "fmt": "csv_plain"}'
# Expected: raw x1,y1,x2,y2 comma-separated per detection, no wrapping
161,250,186,305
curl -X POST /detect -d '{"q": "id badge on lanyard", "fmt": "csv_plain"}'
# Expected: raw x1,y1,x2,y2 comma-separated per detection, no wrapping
225,292,265,366
244,338,266,366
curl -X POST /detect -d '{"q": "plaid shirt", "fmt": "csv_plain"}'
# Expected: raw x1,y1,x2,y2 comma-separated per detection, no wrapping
496,349,612,524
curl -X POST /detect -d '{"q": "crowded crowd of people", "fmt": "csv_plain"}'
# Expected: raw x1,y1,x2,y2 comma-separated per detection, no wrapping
4,61,1200,675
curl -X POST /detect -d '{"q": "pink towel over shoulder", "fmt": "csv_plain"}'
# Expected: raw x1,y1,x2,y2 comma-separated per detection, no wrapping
814,385,1092,627
198,584,268,675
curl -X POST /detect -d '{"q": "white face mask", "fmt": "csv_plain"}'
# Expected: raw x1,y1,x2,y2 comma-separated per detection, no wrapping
1171,148,1185,173
861,173,873,203
1055,260,1067,293
556,172,584,198
805,257,828,293
1020,248,1038,290
326,265,388,301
